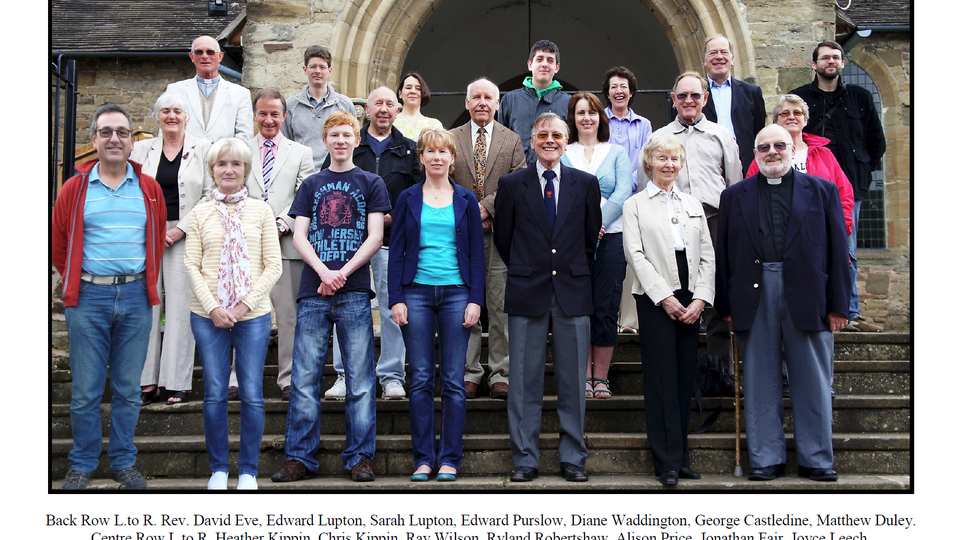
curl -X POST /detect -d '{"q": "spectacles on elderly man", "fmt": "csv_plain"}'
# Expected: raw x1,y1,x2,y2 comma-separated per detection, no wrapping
193,48,219,56
756,142,789,154
674,92,703,101
535,132,565,141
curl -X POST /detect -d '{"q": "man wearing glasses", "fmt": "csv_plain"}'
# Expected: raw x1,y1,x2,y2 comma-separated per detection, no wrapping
282,45,357,172
715,125,850,482
701,34,766,177
165,35,253,142
493,112,602,483
53,104,168,489
652,71,741,372
790,41,886,333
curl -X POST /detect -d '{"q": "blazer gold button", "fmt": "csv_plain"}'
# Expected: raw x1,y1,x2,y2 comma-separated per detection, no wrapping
552,270,557,275
753,283,759,288
551,249,556,254
755,260,760,264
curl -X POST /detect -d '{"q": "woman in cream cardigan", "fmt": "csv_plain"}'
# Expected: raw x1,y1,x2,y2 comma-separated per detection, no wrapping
131,92,213,405
622,134,715,486
184,138,281,489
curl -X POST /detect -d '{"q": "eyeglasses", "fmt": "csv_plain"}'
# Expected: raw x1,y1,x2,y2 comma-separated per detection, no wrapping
97,128,132,139
535,132,565,141
674,92,703,101
756,142,790,154
777,110,805,118
817,55,843,62
193,48,219,57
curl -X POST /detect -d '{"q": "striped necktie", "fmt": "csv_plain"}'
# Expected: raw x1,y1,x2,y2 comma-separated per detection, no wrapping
262,139,275,201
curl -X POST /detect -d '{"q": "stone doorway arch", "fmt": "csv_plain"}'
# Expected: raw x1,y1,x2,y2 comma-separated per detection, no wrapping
328,0,757,102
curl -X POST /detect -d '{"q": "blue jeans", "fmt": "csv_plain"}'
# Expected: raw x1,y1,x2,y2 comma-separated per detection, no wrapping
191,312,271,476
400,284,470,470
847,200,862,318
65,278,152,473
332,246,406,384
285,292,377,471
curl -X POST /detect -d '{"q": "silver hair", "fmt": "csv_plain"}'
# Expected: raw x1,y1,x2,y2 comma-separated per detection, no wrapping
466,77,499,103
152,92,189,123
207,137,253,185
530,111,569,139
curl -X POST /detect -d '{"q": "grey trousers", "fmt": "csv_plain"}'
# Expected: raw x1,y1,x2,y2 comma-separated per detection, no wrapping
507,297,590,468
142,223,196,391
465,233,510,386
739,262,835,470
273,259,305,390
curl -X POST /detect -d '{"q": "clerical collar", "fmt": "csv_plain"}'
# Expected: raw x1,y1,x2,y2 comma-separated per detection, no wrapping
196,74,221,84
764,168,795,186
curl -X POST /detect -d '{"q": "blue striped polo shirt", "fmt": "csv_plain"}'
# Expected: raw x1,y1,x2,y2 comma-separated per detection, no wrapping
81,162,148,276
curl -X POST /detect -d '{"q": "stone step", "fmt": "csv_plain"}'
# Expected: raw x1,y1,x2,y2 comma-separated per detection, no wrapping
50,431,910,479
49,393,910,439
50,473,911,491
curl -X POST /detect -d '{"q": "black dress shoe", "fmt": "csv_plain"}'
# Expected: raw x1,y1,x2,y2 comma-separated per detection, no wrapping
560,463,588,482
748,464,786,481
659,471,678,486
678,466,701,479
510,466,538,482
798,466,838,482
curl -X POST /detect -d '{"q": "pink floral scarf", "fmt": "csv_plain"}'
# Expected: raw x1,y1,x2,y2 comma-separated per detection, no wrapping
212,187,252,310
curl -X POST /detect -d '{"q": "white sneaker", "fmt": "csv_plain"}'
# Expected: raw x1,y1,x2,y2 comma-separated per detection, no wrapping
382,379,406,400
324,373,346,400
237,474,258,490
207,471,228,490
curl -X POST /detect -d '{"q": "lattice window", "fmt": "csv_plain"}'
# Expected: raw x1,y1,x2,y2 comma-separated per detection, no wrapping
841,62,886,249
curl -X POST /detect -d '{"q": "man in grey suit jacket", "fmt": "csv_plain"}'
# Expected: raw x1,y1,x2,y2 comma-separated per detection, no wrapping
165,35,253,142
451,78,526,400
244,89,315,399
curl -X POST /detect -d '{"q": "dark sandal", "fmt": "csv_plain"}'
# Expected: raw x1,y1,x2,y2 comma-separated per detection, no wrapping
585,378,596,399
140,389,159,406
166,391,190,405
593,379,612,399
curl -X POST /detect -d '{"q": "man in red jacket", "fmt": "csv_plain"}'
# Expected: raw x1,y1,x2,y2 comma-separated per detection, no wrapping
52,104,167,490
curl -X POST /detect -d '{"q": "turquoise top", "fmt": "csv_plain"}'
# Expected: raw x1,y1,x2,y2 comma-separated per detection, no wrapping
413,203,465,286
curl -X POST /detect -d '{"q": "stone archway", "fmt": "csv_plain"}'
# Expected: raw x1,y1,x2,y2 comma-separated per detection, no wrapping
328,0,758,100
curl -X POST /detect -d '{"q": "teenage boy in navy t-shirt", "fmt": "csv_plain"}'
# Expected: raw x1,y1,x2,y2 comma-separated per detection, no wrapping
272,111,391,483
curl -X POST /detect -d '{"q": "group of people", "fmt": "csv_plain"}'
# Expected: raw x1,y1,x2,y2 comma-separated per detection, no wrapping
52,32,885,490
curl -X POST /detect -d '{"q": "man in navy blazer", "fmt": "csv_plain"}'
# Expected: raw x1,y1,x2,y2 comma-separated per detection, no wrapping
701,35,766,177
716,125,850,482
494,112,602,483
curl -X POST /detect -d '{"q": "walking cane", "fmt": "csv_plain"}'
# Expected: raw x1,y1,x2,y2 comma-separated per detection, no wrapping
732,333,743,477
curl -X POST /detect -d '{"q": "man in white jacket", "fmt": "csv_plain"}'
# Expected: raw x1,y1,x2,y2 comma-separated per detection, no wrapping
165,35,253,142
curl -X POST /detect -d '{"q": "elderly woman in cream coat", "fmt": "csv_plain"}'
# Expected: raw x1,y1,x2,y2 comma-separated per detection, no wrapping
622,133,715,487
131,92,213,405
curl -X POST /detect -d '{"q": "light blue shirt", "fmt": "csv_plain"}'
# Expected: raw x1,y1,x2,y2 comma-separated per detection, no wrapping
196,75,221,99
709,78,734,136
413,203,465,286
82,163,147,275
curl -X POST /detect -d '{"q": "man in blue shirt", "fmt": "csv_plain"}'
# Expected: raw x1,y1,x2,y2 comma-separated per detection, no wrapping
52,104,168,489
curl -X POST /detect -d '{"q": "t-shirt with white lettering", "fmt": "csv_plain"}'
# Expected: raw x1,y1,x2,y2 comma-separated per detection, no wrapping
289,166,391,300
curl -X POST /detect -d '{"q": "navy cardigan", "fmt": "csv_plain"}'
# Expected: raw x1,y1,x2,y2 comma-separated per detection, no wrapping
388,179,486,307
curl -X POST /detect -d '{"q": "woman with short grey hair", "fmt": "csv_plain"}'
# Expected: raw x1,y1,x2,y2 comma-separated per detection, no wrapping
132,92,213,405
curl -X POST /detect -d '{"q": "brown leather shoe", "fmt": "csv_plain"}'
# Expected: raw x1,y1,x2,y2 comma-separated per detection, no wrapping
271,459,313,483
464,381,479,399
350,456,375,482
490,382,509,400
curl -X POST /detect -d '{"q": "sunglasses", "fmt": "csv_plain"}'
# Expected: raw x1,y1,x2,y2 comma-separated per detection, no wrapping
756,142,789,154
535,132,565,141
193,49,219,57
777,110,804,118
674,92,703,101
